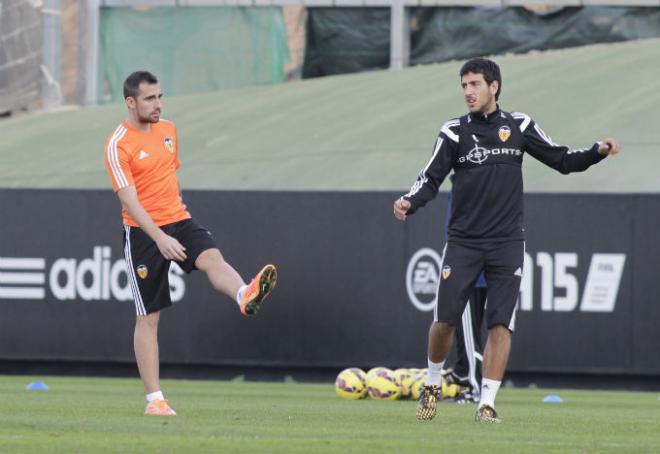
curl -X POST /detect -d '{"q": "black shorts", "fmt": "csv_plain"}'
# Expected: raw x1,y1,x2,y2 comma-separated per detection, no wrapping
434,240,524,331
122,218,218,315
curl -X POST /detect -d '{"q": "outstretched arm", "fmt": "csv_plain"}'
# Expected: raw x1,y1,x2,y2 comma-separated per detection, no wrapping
517,114,620,173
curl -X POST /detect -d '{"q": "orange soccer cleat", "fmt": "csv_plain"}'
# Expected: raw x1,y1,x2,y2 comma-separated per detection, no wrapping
144,399,177,416
239,264,277,316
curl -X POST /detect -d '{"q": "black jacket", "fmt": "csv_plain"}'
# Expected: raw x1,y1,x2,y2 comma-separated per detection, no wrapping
403,108,606,242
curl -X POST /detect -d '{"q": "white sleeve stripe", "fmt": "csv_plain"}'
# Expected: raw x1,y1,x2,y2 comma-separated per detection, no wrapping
422,137,444,174
441,124,459,142
405,175,427,198
106,126,124,187
107,126,128,188
513,112,531,132
534,123,558,147
106,125,123,184
109,126,128,188
407,136,445,197
407,120,457,197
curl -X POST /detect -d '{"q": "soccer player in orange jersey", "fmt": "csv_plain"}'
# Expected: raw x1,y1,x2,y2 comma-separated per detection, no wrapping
103,71,277,416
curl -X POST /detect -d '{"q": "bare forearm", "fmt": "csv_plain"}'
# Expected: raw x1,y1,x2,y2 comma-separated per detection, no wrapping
117,187,164,242
125,201,165,241
116,186,187,261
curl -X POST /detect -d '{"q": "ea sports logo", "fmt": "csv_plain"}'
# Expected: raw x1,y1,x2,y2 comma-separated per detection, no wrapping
406,248,442,312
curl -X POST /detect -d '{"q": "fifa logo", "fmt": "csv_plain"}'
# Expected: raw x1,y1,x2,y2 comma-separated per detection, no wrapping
405,248,625,314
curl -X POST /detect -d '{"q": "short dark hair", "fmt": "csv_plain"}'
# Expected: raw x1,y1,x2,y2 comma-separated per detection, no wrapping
460,58,502,101
123,71,158,100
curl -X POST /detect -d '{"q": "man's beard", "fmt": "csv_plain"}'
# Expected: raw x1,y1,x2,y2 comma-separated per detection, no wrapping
138,111,160,123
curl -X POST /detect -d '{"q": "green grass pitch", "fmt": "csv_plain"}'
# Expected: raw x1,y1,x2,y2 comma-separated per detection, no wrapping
0,375,658,453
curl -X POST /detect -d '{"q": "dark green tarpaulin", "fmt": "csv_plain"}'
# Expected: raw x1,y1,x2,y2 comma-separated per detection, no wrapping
303,6,660,78
303,8,391,78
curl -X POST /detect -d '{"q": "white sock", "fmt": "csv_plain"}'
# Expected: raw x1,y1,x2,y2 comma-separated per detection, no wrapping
146,390,165,403
479,378,501,408
235,285,246,305
426,358,445,386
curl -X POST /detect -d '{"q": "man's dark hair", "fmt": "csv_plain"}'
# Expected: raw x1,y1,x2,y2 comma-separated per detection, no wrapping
123,71,158,100
460,58,502,101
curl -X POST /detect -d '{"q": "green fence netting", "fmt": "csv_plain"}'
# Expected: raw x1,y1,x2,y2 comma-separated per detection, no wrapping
99,6,290,102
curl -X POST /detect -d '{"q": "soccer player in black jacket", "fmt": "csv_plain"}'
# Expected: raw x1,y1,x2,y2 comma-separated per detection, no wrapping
393,58,620,423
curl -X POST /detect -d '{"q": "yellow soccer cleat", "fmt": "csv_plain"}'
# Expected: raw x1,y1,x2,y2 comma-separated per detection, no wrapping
416,385,442,421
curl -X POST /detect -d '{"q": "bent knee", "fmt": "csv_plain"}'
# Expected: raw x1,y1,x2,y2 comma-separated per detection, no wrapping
195,248,224,270
431,321,455,336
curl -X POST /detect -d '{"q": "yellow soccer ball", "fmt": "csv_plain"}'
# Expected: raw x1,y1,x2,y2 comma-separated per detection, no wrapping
408,368,422,382
393,368,414,399
335,368,367,400
367,368,400,400
366,367,387,382
442,381,461,398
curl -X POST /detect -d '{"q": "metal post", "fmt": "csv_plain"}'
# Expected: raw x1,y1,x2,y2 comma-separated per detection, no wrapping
389,0,409,70
83,0,100,105
42,0,62,107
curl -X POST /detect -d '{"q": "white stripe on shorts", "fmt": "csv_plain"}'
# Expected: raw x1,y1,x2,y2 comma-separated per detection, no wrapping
507,241,526,331
124,226,147,316
461,302,480,391
433,243,448,323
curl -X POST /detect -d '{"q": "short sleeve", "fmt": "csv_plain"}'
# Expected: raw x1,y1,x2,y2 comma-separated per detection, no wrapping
104,139,134,192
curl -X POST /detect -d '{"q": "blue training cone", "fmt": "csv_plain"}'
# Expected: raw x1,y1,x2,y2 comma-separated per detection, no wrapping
26,381,49,390
543,394,563,403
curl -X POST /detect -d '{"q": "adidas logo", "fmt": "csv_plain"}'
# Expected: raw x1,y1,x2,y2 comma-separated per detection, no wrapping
138,150,150,160
514,267,522,277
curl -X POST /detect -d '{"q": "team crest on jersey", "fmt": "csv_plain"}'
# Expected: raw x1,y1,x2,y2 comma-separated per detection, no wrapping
498,126,511,142
442,265,451,280
164,138,174,153
137,265,148,279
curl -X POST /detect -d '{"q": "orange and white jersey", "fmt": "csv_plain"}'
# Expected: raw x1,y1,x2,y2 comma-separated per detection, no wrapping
103,119,191,227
